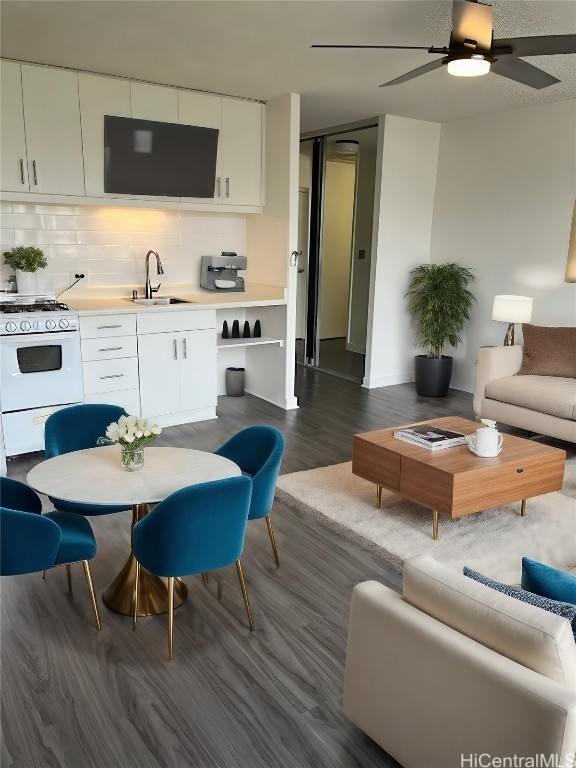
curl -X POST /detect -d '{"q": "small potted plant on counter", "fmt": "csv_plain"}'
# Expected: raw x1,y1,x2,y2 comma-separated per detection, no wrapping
405,262,476,397
3,246,48,294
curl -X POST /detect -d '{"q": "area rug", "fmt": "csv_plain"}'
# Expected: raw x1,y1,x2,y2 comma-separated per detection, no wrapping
275,461,576,583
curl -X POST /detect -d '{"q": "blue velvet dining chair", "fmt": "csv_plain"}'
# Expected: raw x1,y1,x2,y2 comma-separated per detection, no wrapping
0,477,101,630
133,475,253,660
214,426,285,566
44,403,131,516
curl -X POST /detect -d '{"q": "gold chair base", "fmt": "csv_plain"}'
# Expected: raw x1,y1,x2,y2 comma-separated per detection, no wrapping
103,553,188,616
102,503,188,616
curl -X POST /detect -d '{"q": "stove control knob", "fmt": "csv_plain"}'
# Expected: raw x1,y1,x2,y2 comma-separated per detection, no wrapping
20,320,31,331
59,318,69,329
33,320,40,331
46,319,56,330
5,321,17,333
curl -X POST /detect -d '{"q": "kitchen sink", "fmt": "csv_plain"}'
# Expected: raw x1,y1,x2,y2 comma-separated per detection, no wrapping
126,297,197,306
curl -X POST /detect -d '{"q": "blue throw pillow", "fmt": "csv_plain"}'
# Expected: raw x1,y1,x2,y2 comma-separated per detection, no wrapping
463,567,576,641
521,558,576,606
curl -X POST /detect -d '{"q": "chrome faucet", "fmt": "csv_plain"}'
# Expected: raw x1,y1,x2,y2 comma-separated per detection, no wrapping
145,250,164,299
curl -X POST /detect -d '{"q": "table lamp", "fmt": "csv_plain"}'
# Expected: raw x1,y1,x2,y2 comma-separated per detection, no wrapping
492,295,533,346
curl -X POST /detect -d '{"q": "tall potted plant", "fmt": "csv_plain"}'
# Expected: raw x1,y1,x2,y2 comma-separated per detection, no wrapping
3,247,47,294
405,263,476,397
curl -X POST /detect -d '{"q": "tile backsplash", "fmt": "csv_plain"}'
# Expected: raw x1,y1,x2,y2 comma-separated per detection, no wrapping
0,202,246,296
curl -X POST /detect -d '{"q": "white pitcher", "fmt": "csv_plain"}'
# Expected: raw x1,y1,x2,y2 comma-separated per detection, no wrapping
468,424,503,457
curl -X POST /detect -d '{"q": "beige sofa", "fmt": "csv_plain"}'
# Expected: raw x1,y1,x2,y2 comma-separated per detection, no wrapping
344,555,576,768
474,345,576,443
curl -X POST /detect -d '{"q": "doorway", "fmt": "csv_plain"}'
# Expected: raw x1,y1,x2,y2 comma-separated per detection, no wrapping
297,126,377,382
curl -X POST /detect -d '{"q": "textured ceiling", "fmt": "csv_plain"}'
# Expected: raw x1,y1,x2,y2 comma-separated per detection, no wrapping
1,1,575,132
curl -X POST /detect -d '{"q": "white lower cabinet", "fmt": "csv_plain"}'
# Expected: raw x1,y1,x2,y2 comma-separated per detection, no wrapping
80,312,141,416
138,329,216,420
79,309,217,426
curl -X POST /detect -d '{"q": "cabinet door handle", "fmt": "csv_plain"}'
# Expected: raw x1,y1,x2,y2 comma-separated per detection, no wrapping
20,159,25,184
100,374,124,380
97,324,121,329
225,177,230,198
98,346,123,352
182,338,187,359
32,160,38,186
216,177,221,197
173,339,178,360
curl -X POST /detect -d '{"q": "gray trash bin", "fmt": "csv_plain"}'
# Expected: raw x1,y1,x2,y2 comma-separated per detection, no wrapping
225,367,245,397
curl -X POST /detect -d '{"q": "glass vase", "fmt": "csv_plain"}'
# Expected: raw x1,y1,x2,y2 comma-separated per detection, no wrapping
120,445,144,472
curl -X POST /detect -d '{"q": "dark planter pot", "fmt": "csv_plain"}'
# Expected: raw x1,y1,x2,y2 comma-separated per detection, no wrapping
414,355,453,397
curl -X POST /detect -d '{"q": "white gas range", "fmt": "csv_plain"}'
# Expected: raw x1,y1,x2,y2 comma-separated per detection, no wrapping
0,293,84,457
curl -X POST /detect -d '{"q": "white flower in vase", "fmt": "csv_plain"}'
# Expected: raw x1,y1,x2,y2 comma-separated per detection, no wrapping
98,415,162,471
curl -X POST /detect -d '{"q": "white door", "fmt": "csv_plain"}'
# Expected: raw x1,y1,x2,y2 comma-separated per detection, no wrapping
79,73,133,198
138,333,181,417
221,100,263,206
0,61,29,192
179,329,217,412
178,90,222,204
21,65,85,195
130,82,180,203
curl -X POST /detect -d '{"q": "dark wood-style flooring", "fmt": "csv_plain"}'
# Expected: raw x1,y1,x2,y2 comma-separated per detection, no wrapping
2,368,476,768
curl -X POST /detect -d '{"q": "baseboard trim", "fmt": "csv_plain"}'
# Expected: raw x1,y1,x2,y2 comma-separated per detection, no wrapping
244,389,299,411
153,407,217,427
362,373,414,389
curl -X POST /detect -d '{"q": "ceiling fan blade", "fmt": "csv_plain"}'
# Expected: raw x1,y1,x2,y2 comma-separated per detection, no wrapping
491,57,560,89
450,0,493,50
492,35,576,57
311,45,431,50
380,58,446,87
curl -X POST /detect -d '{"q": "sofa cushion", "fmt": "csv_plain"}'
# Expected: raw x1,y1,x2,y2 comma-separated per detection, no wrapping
518,325,576,378
403,555,576,689
485,375,576,420
464,566,576,641
522,558,576,605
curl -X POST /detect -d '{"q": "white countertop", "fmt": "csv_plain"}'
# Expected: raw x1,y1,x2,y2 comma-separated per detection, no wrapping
66,283,286,315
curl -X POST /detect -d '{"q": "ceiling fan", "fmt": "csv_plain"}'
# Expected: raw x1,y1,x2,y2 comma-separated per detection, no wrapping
312,0,576,88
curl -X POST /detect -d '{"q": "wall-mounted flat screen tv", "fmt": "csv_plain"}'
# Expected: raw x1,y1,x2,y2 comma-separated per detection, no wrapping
104,115,219,197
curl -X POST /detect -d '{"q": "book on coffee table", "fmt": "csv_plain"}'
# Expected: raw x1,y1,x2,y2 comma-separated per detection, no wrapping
393,425,468,451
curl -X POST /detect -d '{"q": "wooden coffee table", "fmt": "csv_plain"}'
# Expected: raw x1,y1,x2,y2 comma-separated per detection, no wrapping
352,417,566,540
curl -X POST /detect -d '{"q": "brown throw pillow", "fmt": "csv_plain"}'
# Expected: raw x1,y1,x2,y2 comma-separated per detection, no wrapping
518,325,576,378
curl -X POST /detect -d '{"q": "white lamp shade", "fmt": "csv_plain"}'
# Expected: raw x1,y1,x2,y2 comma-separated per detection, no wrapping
492,295,533,323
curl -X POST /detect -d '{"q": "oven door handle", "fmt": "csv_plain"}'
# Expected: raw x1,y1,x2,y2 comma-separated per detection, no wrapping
0,331,80,345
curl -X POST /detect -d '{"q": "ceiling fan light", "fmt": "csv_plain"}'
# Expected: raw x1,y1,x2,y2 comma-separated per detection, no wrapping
447,55,491,77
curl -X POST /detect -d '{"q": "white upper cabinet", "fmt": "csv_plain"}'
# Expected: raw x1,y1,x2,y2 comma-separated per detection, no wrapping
79,73,133,198
178,90,222,204
0,61,264,209
221,100,263,206
21,65,85,196
0,61,29,192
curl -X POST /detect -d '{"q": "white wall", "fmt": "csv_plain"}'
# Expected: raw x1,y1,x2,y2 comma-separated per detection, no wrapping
430,99,576,393
246,93,300,410
363,114,441,388
0,202,246,295
320,159,355,339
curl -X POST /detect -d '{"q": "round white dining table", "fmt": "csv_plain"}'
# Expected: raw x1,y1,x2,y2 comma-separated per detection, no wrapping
27,445,241,616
